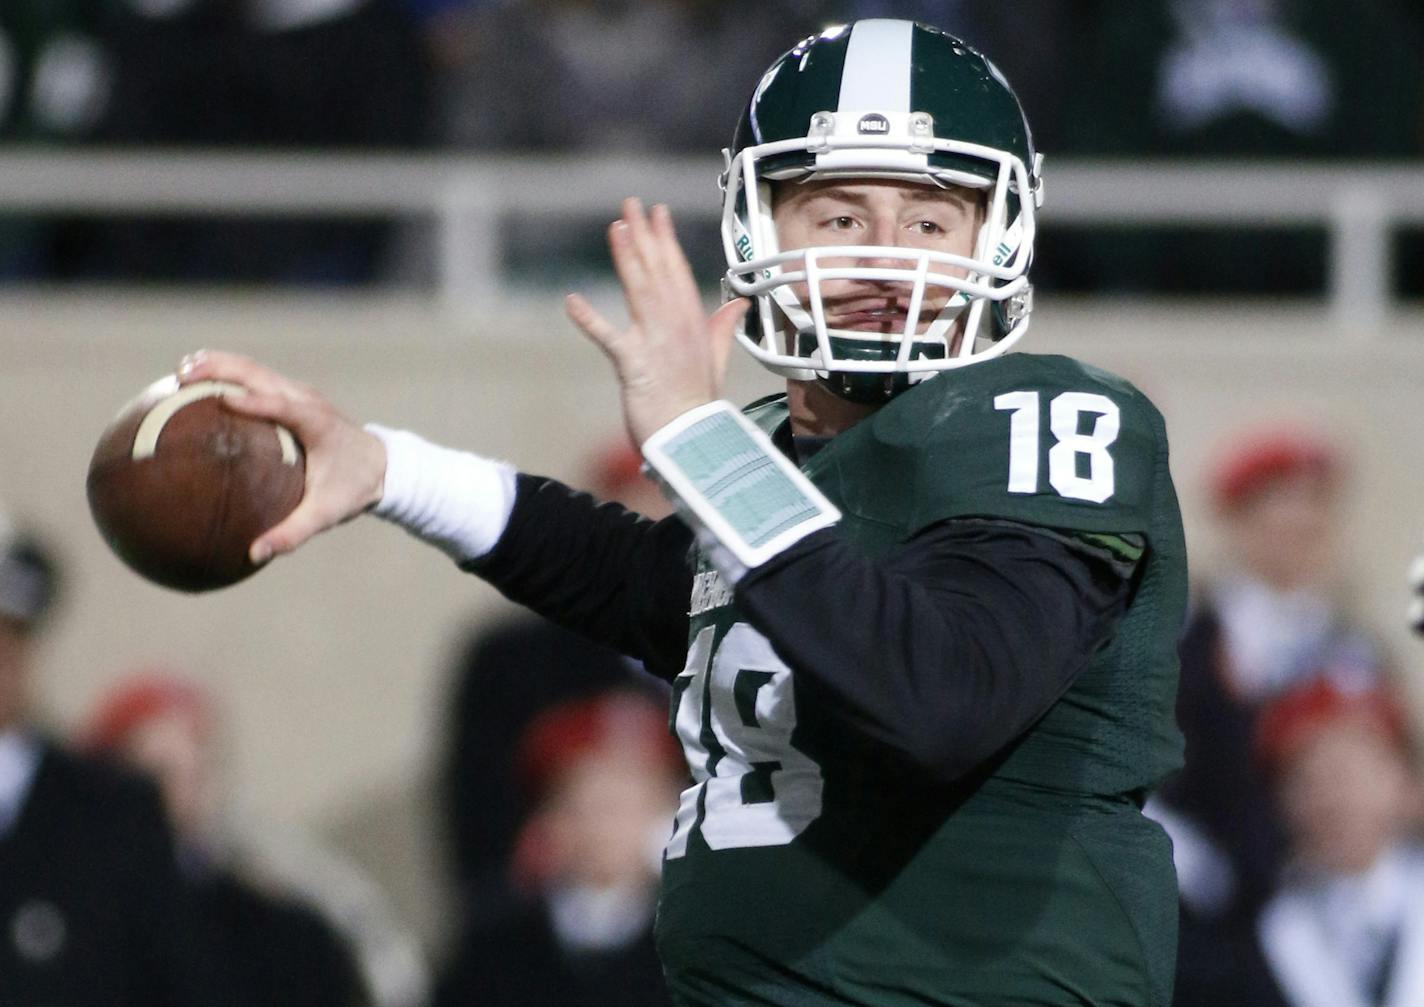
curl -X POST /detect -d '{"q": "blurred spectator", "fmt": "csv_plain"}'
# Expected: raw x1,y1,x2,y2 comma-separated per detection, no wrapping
421,0,802,283
398,0,496,80
40,0,431,284
227,821,432,1007
0,516,201,1006
1050,0,1424,295
442,439,673,917
435,690,682,1007
0,2,112,144
0,0,114,278
84,670,372,1007
1254,678,1424,1006
435,0,795,153
1150,426,1392,1005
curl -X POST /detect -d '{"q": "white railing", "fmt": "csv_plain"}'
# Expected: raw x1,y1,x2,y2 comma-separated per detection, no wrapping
1,150,1420,329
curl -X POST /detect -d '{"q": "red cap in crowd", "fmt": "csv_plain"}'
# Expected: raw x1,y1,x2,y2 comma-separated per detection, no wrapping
1211,428,1338,512
587,441,649,500
1255,677,1411,775
511,691,684,889
517,691,682,800
83,672,213,752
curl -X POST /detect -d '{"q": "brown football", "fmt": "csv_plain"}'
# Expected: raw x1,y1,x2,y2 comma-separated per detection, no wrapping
86,376,305,592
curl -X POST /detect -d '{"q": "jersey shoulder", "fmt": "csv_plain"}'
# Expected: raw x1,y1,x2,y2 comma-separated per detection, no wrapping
811,353,1173,537
943,352,1166,428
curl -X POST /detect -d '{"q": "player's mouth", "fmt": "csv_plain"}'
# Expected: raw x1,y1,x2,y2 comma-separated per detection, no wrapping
832,308,911,332
826,302,947,333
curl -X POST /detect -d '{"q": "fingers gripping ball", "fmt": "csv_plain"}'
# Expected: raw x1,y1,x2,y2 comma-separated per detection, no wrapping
87,376,305,592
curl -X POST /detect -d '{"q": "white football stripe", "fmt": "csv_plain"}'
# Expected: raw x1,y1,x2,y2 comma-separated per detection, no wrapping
131,380,299,465
836,19,914,114
273,426,299,465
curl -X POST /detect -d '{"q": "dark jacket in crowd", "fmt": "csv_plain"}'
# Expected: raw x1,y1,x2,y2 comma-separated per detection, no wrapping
0,740,198,1007
434,896,669,1007
184,866,368,1007
443,615,664,913
1161,599,1386,1007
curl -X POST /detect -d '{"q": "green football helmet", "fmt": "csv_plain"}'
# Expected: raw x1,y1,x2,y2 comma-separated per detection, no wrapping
721,19,1043,402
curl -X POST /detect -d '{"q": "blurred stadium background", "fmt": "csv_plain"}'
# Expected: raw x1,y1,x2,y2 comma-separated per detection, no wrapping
1,0,1421,981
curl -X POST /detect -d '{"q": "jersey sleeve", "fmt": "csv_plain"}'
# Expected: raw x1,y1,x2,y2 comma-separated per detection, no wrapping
463,474,695,679
734,516,1140,781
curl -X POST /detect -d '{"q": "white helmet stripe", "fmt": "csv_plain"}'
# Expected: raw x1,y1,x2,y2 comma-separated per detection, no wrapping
836,19,914,114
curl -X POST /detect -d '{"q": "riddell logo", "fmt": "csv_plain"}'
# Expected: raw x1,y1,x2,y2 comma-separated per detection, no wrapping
857,114,890,135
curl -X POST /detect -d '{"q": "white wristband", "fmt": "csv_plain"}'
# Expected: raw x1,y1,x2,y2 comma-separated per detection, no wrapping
640,401,840,584
365,424,517,565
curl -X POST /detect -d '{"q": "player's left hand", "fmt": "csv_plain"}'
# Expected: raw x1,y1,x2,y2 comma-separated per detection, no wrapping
566,198,750,446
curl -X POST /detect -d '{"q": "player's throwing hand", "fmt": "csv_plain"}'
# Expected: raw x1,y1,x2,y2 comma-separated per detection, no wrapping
176,349,387,565
565,198,750,447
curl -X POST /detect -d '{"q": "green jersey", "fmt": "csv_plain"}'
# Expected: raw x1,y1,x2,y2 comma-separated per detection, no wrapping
657,353,1187,1007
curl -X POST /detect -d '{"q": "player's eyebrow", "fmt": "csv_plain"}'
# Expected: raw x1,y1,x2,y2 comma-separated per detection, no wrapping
794,186,873,206
790,185,979,209
904,186,980,205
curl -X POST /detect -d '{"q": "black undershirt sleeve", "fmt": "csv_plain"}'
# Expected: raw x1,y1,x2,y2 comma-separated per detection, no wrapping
467,473,1139,782
735,519,1141,782
463,474,695,680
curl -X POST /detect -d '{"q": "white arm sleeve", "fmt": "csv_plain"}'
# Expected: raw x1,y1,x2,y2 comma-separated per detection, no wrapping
364,424,517,565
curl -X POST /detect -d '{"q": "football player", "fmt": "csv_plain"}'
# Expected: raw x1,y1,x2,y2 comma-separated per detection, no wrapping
181,20,1187,1007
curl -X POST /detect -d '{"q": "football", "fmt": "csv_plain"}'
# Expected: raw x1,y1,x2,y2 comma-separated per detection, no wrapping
86,376,305,592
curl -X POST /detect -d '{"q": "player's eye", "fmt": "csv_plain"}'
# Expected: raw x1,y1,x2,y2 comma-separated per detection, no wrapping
823,215,858,231
911,220,945,236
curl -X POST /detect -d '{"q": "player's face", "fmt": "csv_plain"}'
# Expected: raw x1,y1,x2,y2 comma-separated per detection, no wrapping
540,750,678,890
119,710,218,840
1227,469,1336,590
772,178,985,336
1278,715,1417,874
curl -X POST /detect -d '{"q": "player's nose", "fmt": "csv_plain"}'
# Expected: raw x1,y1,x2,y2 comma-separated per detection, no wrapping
859,217,915,268
865,216,900,249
